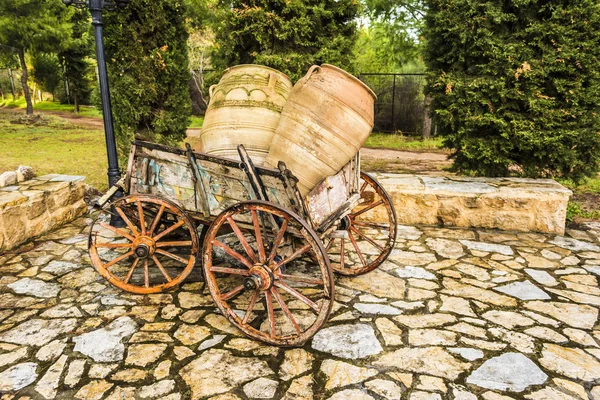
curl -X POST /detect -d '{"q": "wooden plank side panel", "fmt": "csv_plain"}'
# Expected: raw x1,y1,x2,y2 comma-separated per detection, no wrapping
128,145,295,219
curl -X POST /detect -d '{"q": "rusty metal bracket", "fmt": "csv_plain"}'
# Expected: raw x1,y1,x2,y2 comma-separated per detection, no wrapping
237,145,269,202
186,143,211,217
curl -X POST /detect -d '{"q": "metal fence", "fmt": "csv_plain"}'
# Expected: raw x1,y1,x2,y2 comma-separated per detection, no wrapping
358,72,428,135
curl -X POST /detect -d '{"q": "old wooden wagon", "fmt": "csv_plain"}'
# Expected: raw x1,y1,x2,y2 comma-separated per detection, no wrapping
89,140,397,346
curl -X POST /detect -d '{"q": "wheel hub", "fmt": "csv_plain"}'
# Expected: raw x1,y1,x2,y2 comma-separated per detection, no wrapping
132,236,156,259
243,264,274,291
339,215,351,231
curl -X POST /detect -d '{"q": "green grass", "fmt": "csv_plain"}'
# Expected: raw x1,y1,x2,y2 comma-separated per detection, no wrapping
559,176,600,222
364,133,445,151
2,98,206,129
0,98,102,118
0,109,108,190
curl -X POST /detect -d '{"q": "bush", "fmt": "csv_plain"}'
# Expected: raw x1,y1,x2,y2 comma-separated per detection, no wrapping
211,0,360,82
424,0,600,180
103,0,191,160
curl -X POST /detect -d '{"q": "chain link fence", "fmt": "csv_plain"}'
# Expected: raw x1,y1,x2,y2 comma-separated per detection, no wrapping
358,72,432,136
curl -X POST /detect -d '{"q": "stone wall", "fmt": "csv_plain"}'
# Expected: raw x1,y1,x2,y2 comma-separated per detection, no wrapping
0,174,87,254
369,174,572,235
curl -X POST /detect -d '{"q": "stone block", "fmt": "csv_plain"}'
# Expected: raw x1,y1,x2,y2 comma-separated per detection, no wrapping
367,173,571,235
0,175,87,254
16,166,35,182
0,171,17,188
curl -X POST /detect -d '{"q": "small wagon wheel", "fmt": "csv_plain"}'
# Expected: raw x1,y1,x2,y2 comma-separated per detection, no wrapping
203,200,335,346
327,172,397,276
89,195,199,294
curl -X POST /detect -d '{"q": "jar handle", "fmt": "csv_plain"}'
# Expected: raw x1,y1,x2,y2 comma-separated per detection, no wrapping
209,84,217,98
304,65,322,82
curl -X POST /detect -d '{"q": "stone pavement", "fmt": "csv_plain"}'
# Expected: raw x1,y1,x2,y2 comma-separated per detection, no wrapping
1,217,600,399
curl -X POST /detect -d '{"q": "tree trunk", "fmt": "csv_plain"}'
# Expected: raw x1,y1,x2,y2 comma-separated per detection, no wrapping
422,95,432,139
74,93,79,113
32,83,37,105
18,49,33,115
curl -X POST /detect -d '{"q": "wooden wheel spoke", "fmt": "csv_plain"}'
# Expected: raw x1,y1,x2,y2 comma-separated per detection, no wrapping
115,205,140,236
137,201,146,235
275,281,320,312
251,210,266,263
99,222,135,242
123,258,140,284
267,219,287,264
104,250,134,269
325,238,334,251
340,239,345,268
265,290,276,338
212,240,253,269
243,291,259,324
148,204,165,236
210,266,249,276
351,220,390,230
153,219,185,241
152,255,172,282
348,231,367,267
278,273,324,286
156,241,193,248
155,249,189,265
272,244,311,273
351,199,384,218
271,287,301,334
360,180,369,193
220,285,245,301
144,260,150,288
94,242,132,249
350,226,385,251
226,217,257,263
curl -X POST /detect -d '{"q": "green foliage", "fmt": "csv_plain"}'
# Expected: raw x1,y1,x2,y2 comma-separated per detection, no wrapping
211,0,360,82
424,0,600,180
0,0,72,113
356,0,425,72
32,53,62,96
103,0,192,159
59,8,95,109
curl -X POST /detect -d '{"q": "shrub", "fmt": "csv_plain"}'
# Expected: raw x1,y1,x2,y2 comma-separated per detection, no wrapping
424,0,600,180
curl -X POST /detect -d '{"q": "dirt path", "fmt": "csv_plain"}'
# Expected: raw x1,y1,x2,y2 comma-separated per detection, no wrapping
360,147,453,175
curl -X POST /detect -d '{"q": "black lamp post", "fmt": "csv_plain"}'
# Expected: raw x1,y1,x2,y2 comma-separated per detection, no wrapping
63,0,129,226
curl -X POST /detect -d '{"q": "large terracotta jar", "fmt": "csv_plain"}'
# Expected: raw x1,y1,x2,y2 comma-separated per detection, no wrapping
265,64,376,195
194,64,293,165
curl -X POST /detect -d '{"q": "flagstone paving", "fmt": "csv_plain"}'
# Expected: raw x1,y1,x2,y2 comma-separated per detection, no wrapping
1,217,600,399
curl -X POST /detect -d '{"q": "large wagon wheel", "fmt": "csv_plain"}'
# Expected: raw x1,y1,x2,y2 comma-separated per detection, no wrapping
203,200,335,346
327,172,397,276
89,195,199,294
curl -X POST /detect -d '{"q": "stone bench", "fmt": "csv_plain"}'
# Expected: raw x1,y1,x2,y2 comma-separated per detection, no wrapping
0,174,87,253
369,173,571,235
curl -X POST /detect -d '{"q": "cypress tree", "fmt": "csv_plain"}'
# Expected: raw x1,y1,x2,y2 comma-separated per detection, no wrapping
424,0,600,180
103,0,192,158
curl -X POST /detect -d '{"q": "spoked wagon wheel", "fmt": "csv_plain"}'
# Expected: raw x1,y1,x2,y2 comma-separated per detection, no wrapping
327,172,397,276
89,195,199,294
203,200,335,346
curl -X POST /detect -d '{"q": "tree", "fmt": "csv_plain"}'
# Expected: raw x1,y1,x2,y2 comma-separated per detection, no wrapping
59,8,94,112
356,0,425,72
211,0,360,82
0,0,71,114
424,0,600,180
103,0,192,158
32,53,62,99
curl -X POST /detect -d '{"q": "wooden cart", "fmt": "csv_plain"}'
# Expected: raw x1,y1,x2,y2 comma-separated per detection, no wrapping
89,140,397,346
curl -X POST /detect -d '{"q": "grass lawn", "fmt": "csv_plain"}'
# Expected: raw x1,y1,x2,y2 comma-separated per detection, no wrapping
0,109,108,190
364,132,446,152
1,99,205,129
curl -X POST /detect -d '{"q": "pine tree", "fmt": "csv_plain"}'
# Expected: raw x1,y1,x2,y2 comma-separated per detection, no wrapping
103,0,192,158
424,0,600,180
212,0,360,82
0,0,70,114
